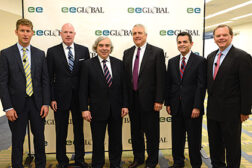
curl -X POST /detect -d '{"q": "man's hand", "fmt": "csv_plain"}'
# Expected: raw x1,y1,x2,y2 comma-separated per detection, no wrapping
51,101,57,111
191,108,200,118
6,109,18,122
154,102,163,111
82,111,92,122
121,108,129,118
241,114,249,122
40,105,49,118
166,106,171,115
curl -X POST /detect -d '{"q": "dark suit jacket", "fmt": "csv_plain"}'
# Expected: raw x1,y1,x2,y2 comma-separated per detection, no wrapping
123,43,166,112
47,43,90,110
79,56,128,121
0,44,50,113
165,52,207,118
207,46,252,121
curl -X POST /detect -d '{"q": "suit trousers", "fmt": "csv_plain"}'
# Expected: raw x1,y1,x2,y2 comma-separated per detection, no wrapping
90,113,122,168
8,96,46,168
171,105,202,168
207,118,241,168
129,91,160,167
54,91,84,164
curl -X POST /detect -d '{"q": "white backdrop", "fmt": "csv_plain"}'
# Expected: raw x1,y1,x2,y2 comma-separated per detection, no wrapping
23,0,205,153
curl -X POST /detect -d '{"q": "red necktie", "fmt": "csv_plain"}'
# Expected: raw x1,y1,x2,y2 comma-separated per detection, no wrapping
213,52,222,80
180,57,186,79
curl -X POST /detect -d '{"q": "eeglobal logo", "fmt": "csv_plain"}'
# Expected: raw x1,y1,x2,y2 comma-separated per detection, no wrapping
160,29,200,36
187,8,201,13
28,7,43,13
95,29,132,36
62,7,104,13
33,29,60,36
128,7,169,14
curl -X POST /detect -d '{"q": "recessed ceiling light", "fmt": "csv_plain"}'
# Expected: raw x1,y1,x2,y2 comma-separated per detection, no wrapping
231,13,252,20
206,0,252,19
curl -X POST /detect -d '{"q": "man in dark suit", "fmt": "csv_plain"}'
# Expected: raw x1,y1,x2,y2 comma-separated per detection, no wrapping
207,24,252,168
0,19,50,168
79,37,128,168
123,24,166,168
165,32,206,168
47,23,90,168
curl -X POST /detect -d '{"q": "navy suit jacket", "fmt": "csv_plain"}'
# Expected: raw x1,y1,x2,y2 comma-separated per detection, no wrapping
47,43,90,110
123,43,166,112
0,44,50,113
165,52,207,118
79,56,128,121
207,46,252,121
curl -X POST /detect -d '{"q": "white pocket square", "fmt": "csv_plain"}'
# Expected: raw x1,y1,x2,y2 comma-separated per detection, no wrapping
79,58,85,61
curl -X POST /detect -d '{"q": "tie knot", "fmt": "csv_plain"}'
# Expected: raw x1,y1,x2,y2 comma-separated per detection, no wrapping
182,57,186,61
22,48,26,52
138,47,141,51
102,59,107,63
67,46,71,50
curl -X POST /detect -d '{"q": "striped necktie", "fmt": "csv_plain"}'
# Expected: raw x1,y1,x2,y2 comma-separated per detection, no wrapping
102,60,112,87
67,46,74,71
22,48,33,96
180,56,186,79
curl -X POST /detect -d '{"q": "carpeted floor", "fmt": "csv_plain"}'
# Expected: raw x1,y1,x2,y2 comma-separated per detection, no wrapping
1,116,252,168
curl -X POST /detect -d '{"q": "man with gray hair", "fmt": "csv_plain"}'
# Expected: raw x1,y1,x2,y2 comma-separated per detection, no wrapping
47,23,90,168
79,37,128,168
123,24,166,168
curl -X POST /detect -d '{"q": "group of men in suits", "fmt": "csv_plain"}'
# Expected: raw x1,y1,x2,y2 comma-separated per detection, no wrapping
0,18,251,168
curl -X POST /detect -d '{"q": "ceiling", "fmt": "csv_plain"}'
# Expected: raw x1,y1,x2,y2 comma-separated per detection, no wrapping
205,0,252,32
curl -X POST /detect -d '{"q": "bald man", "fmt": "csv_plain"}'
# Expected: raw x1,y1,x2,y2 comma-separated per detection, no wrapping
47,23,90,168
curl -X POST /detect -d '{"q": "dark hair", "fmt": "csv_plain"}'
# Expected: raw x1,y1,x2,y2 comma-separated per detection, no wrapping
177,32,192,43
213,24,233,36
16,18,33,30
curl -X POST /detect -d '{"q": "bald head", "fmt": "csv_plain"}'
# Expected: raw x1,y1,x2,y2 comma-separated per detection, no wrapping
60,23,76,46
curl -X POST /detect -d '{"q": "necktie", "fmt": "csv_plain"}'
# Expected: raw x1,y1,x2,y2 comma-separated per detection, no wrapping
132,47,141,91
102,60,112,87
22,48,33,96
180,56,186,79
67,46,74,71
213,52,222,80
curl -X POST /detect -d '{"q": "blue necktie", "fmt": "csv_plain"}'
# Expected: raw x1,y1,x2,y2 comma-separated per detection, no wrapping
67,46,74,71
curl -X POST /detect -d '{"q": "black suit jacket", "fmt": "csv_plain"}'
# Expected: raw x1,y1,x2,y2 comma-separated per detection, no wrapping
47,43,90,110
0,44,50,113
207,46,252,121
123,43,166,111
165,52,207,118
79,56,128,121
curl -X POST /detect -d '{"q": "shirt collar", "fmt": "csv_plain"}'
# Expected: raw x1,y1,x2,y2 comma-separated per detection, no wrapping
17,42,31,52
180,50,191,61
62,42,74,50
98,55,110,63
217,44,232,56
135,42,147,50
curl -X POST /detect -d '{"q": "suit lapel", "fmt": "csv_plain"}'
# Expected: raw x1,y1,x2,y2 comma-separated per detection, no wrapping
93,56,107,85
14,45,25,76
128,46,135,80
174,55,180,81
30,46,36,80
182,52,194,78
110,57,117,87
59,43,71,73
73,43,79,73
139,44,150,77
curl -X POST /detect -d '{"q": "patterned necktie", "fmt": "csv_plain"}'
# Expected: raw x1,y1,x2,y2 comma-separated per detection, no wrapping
213,52,222,80
132,47,141,91
102,60,112,87
67,46,74,71
180,56,186,79
22,48,33,96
